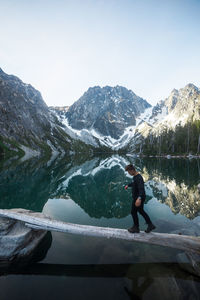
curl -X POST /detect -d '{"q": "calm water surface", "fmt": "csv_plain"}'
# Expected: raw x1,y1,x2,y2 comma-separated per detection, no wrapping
0,155,200,300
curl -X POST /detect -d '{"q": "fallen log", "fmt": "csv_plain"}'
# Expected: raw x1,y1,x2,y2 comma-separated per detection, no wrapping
0,208,200,255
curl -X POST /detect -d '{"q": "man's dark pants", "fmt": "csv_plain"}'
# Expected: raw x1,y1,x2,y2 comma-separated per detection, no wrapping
131,197,152,227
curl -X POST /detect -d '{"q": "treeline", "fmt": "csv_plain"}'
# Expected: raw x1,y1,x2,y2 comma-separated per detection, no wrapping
138,120,200,155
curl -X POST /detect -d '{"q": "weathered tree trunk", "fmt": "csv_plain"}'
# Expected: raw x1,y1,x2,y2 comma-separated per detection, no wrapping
0,208,200,255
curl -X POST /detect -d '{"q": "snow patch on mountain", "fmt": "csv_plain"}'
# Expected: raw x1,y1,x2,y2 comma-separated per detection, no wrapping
52,109,100,147
60,106,155,149
53,104,166,150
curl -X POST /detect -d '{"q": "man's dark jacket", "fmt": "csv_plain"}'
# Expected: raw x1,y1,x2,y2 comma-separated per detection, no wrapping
128,173,146,201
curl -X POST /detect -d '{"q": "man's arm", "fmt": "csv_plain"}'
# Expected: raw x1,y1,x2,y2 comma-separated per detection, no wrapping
125,181,134,189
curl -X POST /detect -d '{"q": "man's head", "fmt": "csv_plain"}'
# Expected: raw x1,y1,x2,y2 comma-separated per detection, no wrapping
125,164,136,176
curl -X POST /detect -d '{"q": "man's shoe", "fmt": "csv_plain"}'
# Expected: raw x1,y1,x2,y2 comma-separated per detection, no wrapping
145,223,156,233
128,226,140,233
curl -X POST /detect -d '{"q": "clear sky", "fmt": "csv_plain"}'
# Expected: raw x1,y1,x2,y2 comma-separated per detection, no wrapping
0,0,200,106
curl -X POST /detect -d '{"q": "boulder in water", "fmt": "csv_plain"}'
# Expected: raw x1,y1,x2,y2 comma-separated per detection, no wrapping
0,216,47,264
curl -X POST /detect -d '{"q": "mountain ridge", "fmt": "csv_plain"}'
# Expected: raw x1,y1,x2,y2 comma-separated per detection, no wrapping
53,83,200,154
1,67,199,158
65,85,151,139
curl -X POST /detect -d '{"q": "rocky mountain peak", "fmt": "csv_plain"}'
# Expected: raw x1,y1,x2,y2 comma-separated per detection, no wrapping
179,83,199,100
65,85,151,139
82,85,137,103
164,83,199,114
165,90,179,112
171,88,178,95
0,68,62,152
0,68,47,109
183,83,199,91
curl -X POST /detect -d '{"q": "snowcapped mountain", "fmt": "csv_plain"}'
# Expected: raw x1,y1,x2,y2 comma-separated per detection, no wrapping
66,86,151,139
51,85,151,149
3,66,199,158
52,83,200,154
127,83,200,154
151,83,200,128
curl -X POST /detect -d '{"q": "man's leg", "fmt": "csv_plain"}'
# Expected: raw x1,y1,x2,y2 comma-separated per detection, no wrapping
137,203,156,233
137,204,152,225
128,202,140,233
131,202,139,227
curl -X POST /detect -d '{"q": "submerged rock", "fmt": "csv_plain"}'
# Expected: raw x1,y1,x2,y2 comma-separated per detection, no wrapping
0,216,47,263
177,252,200,277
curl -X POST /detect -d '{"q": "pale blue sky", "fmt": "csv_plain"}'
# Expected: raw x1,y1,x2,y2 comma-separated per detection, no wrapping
0,0,200,106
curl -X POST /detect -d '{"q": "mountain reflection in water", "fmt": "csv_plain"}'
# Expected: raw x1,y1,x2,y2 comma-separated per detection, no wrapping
0,155,200,228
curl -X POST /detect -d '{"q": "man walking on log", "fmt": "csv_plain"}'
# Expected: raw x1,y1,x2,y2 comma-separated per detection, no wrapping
125,164,156,234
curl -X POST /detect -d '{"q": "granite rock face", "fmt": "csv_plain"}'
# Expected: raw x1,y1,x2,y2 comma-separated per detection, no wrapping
65,86,151,139
164,84,200,121
0,216,47,263
0,68,54,144
0,68,93,158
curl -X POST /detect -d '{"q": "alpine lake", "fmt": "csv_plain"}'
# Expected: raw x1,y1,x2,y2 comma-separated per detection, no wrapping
0,154,200,300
